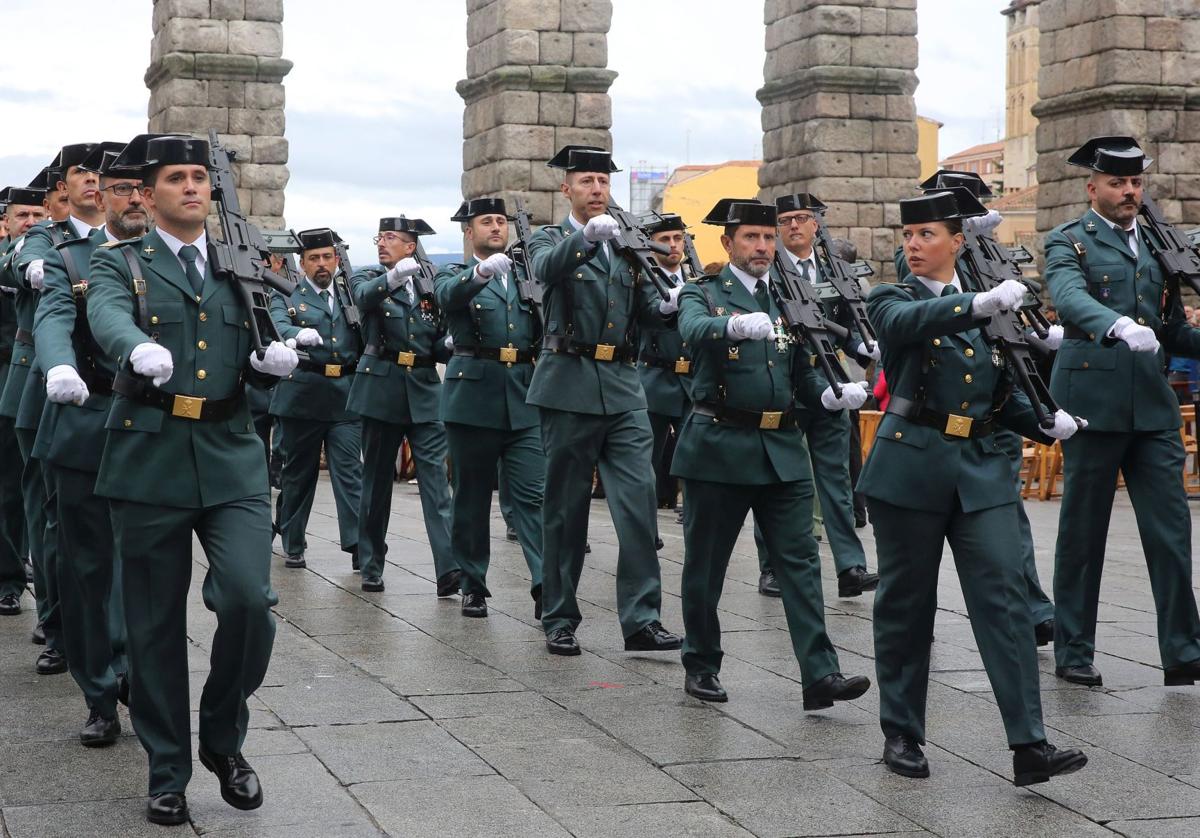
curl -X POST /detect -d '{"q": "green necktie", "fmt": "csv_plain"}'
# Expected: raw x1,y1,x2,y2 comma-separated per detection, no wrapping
177,244,204,296
941,284,958,297
319,288,331,312
800,259,813,283
754,280,770,311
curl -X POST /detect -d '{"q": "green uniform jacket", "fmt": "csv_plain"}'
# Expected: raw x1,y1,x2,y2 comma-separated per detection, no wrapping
31,228,113,472
638,272,693,418
268,279,361,423
670,267,828,486
526,219,670,415
0,239,16,399
1046,208,1200,433
434,258,540,430
857,280,1049,514
345,264,449,425
86,229,277,508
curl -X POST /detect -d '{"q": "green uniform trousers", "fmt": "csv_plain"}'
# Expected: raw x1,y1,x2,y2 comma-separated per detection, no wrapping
277,417,362,557
870,497,1045,746
1053,430,1200,669
111,495,277,796
16,426,61,650
649,410,685,520
0,417,27,598
538,407,662,639
53,465,125,717
357,417,455,582
497,465,515,529
999,431,1054,624
445,423,543,598
682,477,840,683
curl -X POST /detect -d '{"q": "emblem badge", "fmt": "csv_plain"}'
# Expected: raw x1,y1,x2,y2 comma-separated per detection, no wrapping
715,306,726,315
1085,221,1096,232
299,303,307,311
143,247,155,255
991,346,1004,368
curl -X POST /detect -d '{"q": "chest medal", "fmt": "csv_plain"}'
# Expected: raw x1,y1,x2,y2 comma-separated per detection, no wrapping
991,346,1004,368
773,317,791,354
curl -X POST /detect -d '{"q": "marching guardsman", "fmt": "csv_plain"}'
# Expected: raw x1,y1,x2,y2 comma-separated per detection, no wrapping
527,144,683,657
860,188,1086,785
269,227,363,571
1046,136,1200,687
348,217,459,595
673,198,871,705
637,212,693,545
31,143,141,747
86,134,299,825
0,186,48,618
435,197,544,618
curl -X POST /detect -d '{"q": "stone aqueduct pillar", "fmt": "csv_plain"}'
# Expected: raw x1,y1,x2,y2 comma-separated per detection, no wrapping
145,0,293,229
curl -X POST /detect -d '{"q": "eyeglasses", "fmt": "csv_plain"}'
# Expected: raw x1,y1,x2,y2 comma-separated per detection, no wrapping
778,214,815,227
101,183,142,197
372,233,409,245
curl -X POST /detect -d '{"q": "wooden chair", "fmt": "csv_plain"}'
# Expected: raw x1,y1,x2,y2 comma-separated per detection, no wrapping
858,410,883,461
1181,404,1199,496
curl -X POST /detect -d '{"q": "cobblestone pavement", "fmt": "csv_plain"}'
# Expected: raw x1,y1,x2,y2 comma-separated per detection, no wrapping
2,479,1199,837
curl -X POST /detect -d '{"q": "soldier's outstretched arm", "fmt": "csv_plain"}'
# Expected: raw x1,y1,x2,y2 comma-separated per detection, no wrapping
1043,229,1119,342
351,265,389,312
677,283,730,346
528,226,596,287
31,247,79,372
268,290,301,342
14,224,54,278
433,263,486,311
866,283,979,348
86,246,150,366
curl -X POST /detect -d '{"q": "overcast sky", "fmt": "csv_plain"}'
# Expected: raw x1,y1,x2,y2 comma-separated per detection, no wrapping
0,0,1010,259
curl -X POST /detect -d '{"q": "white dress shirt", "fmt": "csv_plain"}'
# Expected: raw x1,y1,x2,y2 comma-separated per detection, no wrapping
304,276,337,313
912,271,962,298
155,227,208,278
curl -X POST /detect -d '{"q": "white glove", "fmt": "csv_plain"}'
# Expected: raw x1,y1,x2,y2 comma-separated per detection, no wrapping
582,214,619,243
820,381,868,411
1043,324,1064,351
130,342,174,387
971,279,1027,317
1111,316,1160,353
1044,410,1087,440
443,334,454,351
386,257,421,290
726,311,774,341
45,365,89,406
294,328,323,347
864,341,881,363
26,259,44,290
658,283,683,315
250,340,300,376
476,253,512,279
964,209,1003,235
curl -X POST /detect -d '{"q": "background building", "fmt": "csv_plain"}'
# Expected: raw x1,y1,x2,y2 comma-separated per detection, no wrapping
1002,0,1040,193
662,160,761,265
629,163,670,214
917,115,943,181
939,141,1005,196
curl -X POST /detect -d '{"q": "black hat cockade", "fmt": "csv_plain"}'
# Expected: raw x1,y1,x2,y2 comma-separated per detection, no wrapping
701,197,778,228
546,144,621,174
639,211,687,235
378,216,435,236
919,169,994,198
110,134,210,176
296,227,343,252
450,197,510,222
774,193,827,214
1067,136,1152,176
899,188,988,226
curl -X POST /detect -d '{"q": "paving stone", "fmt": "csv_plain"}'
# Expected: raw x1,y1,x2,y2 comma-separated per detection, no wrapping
296,720,494,784
1106,817,1200,837
1030,747,1200,821
0,736,149,806
255,672,423,727
0,798,195,838
551,801,756,838
276,603,416,636
876,783,1115,837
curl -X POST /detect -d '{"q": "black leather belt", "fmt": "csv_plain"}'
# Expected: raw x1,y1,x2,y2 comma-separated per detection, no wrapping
14,328,33,345
362,344,436,368
886,395,996,439
295,358,357,378
1063,324,1094,341
78,365,113,396
639,352,692,375
454,345,536,364
543,334,635,363
692,401,798,430
112,373,241,421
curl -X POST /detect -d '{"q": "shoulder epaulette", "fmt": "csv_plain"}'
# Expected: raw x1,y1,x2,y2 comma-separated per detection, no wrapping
694,273,720,284
55,236,95,251
99,239,138,249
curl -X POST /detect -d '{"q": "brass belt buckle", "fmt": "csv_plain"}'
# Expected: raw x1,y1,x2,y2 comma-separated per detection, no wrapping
396,351,416,367
132,278,146,295
171,394,205,420
944,413,973,438
594,344,615,362
674,359,691,375
759,411,783,430
499,346,518,364
324,364,342,377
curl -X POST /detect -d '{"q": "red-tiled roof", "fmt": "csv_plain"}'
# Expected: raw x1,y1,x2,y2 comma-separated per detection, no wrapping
991,184,1038,211
941,141,1005,164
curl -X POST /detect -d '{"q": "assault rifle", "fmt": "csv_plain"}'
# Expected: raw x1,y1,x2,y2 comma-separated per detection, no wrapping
1139,193,1200,298
261,230,304,286
606,202,676,301
681,231,705,280
207,130,298,359
508,197,544,314
771,250,852,398
810,213,877,355
331,237,363,329
411,237,439,304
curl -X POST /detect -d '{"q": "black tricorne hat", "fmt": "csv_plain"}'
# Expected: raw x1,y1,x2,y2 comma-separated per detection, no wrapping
451,197,510,222
379,216,435,236
919,169,994,198
261,230,302,254
110,134,209,175
78,142,131,175
899,188,987,225
296,227,344,251
1067,136,1152,176
2,186,47,207
775,193,826,214
702,198,777,228
640,211,687,234
546,144,621,174
56,143,100,173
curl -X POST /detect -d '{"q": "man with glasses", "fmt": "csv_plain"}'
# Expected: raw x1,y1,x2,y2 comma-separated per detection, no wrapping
348,217,458,595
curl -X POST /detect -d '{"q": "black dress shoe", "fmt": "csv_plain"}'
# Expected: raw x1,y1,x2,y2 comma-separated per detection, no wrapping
654,536,664,551
361,576,384,592
117,673,130,707
31,623,45,645
802,672,871,710
80,708,121,747
584,542,592,554
284,553,306,569
883,736,930,778
545,627,581,656
1034,618,1054,647
533,589,543,621
198,745,264,810
1055,664,1102,686
758,569,781,597
36,648,67,675
684,673,728,702
624,621,683,652
1012,741,1087,786
437,570,462,597
461,592,488,618
146,792,189,825
350,546,360,572
506,525,518,542
0,592,20,615
838,566,880,598
1163,659,1200,686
